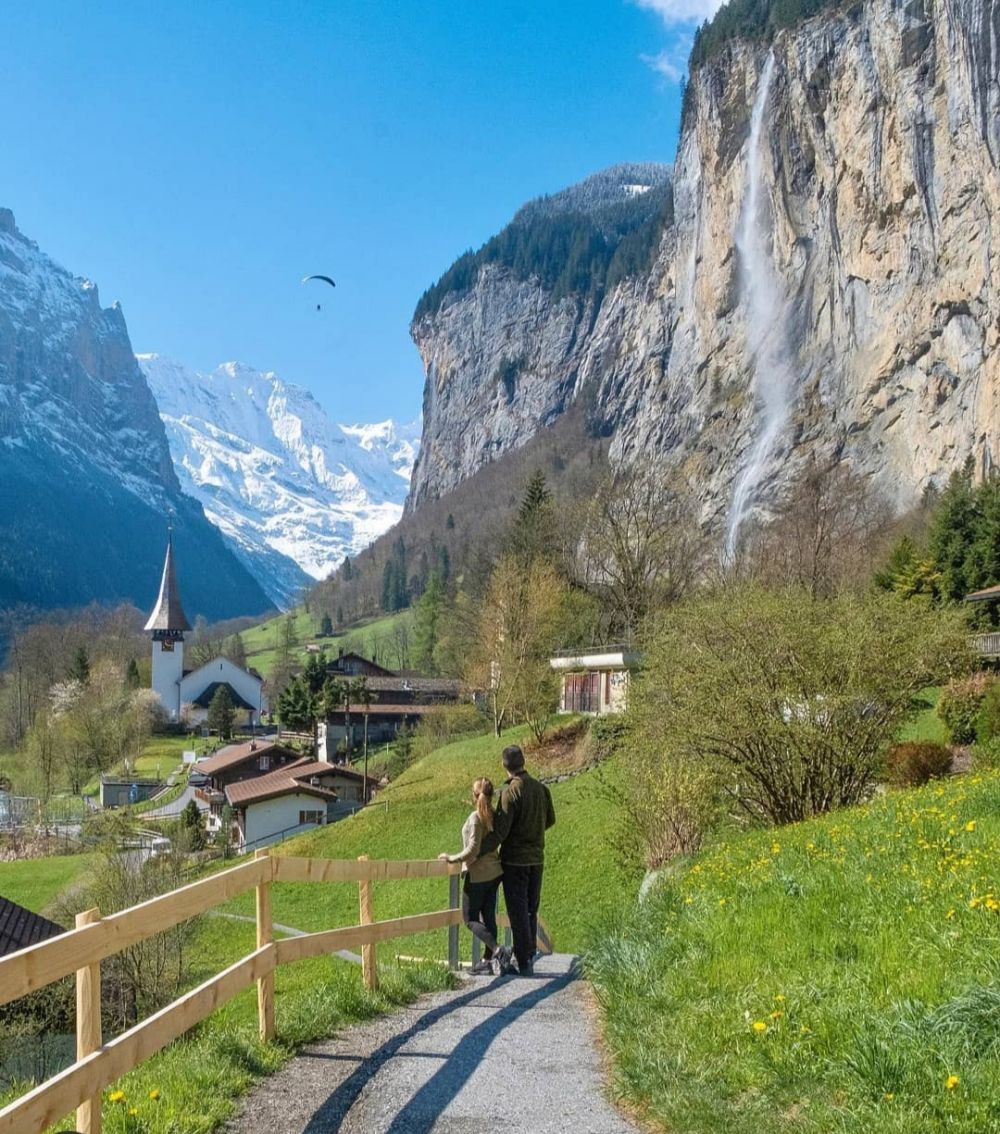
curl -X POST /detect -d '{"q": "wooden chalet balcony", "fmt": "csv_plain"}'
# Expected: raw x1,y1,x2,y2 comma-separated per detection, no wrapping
971,632,1000,657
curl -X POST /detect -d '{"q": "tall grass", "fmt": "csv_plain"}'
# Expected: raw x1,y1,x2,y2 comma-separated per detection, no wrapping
587,771,1000,1132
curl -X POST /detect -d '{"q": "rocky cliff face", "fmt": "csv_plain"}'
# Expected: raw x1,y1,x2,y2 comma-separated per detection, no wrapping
409,0,1000,545
0,210,272,619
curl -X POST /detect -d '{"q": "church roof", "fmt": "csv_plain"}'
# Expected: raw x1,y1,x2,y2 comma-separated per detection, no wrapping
144,533,192,633
191,681,256,712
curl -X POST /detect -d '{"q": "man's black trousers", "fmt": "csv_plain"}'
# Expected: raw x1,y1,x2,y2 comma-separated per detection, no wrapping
501,863,543,971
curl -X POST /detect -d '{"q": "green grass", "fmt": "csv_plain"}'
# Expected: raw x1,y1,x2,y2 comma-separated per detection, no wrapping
587,771,1000,1133
900,686,949,744
0,853,96,915
216,725,637,961
241,607,415,678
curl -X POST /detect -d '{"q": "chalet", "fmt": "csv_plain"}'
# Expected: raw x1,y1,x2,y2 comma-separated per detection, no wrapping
326,650,395,678
549,646,641,715
317,673,462,756
224,759,378,853
195,739,303,792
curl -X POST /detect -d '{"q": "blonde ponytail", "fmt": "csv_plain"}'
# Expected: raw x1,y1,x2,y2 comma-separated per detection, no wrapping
474,778,494,833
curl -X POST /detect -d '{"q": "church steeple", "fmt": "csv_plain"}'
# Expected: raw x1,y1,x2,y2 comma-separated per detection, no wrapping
144,528,192,634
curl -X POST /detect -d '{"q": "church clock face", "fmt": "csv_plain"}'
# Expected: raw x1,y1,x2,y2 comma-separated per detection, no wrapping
161,639,174,652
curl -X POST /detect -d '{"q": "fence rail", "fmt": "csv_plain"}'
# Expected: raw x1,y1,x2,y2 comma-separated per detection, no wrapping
0,851,473,1134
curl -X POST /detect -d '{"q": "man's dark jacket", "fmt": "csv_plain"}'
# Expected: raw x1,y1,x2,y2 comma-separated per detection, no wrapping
493,769,556,865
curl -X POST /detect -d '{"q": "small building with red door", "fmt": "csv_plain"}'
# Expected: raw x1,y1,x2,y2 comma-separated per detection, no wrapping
549,647,641,716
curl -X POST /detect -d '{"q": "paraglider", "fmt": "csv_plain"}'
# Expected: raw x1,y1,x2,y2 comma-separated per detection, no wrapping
302,274,336,311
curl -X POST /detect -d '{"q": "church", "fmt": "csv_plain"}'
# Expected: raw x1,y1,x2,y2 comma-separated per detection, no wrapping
145,534,267,727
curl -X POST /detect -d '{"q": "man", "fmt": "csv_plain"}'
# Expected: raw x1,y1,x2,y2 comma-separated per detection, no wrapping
493,744,555,975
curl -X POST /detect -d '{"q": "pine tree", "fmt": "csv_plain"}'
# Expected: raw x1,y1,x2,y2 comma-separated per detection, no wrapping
413,571,445,674
277,676,312,733
69,646,91,685
511,469,557,565
207,685,236,739
929,466,979,601
124,658,141,689
342,556,353,581
320,613,334,637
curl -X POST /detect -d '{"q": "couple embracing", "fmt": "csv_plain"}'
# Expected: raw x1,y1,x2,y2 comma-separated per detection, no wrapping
439,744,556,976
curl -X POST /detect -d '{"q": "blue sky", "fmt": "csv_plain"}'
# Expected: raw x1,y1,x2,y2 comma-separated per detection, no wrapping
1,1,715,424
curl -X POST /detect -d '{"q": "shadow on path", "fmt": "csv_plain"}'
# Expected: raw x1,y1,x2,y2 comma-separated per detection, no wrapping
302,967,577,1134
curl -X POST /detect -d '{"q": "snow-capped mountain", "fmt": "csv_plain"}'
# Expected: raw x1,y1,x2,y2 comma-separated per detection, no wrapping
138,354,419,607
0,208,271,619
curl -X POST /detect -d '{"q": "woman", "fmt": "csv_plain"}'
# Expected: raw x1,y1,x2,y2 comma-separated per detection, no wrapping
439,778,512,975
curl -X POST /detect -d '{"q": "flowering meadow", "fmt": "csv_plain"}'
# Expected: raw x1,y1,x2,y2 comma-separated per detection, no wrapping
587,770,1000,1132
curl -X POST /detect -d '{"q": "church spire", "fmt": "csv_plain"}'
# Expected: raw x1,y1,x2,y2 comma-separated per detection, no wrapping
144,527,192,633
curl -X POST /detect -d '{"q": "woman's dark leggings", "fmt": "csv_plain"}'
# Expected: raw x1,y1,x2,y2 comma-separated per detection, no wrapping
462,875,502,958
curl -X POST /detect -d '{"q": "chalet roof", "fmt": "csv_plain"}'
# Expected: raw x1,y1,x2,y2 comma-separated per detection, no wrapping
288,760,378,784
143,533,192,633
0,897,64,957
225,765,340,807
331,702,438,717
325,652,396,677
196,740,300,776
191,681,256,712
363,676,462,696
965,584,1000,603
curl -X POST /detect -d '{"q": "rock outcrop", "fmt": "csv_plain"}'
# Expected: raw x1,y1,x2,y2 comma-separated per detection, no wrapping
409,0,1000,543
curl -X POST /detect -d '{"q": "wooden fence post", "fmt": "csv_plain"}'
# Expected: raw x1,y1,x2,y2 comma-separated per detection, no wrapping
75,907,102,1134
358,854,378,991
255,849,275,1042
447,872,460,971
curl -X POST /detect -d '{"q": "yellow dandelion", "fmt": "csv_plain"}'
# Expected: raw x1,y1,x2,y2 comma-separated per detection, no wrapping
719,897,727,906
752,1020,768,1033
108,1090,126,1104
945,1074,960,1090
149,1089,161,1101
769,1010,783,1020
945,908,956,920
884,1092,895,1101
129,1108,139,1117
966,821,977,833
800,1024,811,1034
774,994,785,1002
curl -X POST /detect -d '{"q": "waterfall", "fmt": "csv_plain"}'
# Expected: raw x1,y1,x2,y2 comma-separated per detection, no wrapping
724,53,795,562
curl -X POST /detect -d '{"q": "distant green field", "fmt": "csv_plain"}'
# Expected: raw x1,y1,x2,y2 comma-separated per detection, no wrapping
0,853,96,915
242,607,415,678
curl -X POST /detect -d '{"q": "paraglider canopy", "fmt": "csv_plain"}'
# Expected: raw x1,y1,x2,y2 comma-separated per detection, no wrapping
302,274,336,312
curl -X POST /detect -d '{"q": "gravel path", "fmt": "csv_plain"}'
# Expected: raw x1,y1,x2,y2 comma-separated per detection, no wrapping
227,952,635,1134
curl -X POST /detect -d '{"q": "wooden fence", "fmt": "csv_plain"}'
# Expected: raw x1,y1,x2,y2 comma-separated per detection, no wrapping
0,850,470,1134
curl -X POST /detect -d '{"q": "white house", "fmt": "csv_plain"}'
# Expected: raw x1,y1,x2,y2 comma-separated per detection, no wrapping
144,533,267,727
224,760,377,853
549,646,641,715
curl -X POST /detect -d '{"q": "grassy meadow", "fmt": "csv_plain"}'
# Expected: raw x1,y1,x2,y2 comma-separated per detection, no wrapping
241,607,413,678
0,853,97,915
587,769,1000,1134
220,725,638,959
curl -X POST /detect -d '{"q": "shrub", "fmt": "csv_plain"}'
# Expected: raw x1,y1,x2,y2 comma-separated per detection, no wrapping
884,742,953,787
413,703,489,759
590,714,627,759
621,588,971,859
977,678,1000,743
938,673,995,744
971,736,1000,772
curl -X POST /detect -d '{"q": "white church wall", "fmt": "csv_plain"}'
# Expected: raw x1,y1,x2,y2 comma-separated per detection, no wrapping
151,639,184,720
180,656,268,719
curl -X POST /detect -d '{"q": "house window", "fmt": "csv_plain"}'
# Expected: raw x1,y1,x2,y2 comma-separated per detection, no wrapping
563,672,600,713
259,755,270,771
299,810,323,825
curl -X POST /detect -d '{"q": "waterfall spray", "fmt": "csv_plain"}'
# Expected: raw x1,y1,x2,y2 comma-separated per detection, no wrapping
724,53,796,562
